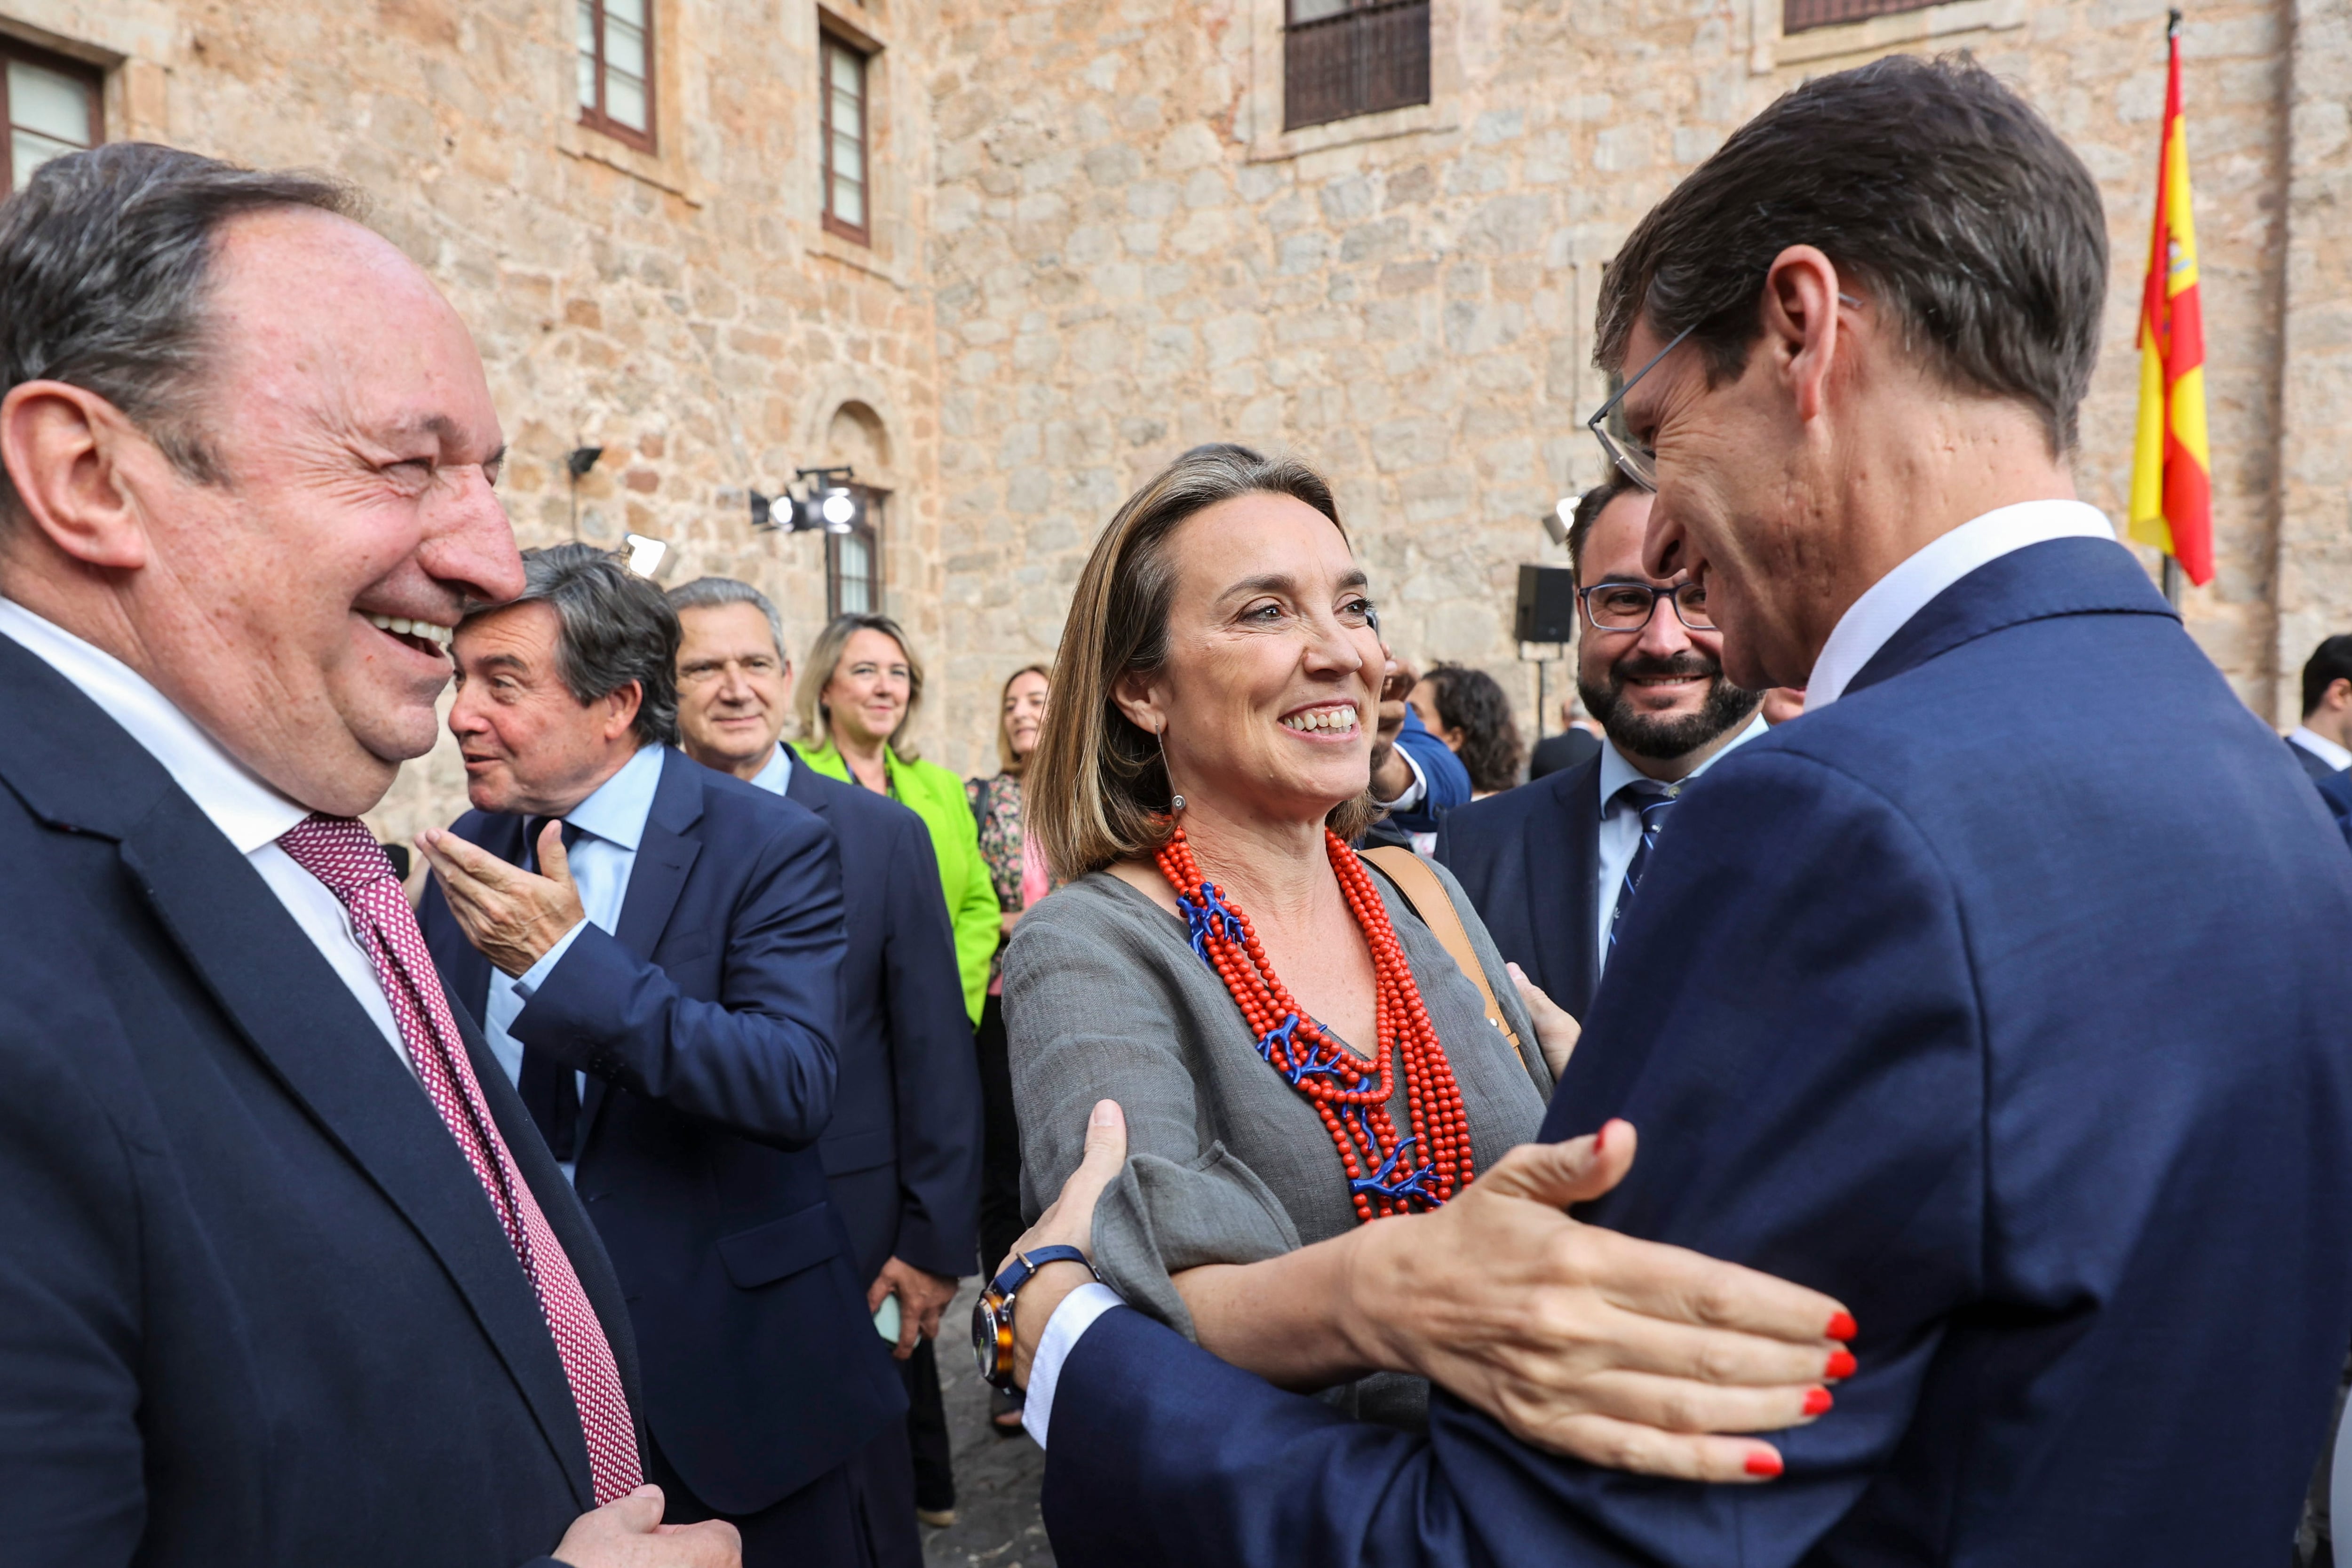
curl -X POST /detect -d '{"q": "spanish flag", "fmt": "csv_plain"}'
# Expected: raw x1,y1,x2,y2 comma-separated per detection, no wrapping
2129,10,2212,586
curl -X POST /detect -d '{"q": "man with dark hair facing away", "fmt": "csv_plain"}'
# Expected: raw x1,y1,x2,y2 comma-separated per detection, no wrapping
995,54,2352,1568
418,544,903,1567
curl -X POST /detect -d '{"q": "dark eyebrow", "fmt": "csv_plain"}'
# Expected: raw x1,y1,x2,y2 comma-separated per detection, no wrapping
469,651,531,676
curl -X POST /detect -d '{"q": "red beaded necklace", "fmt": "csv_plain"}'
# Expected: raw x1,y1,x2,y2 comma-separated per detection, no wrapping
1155,824,1474,1223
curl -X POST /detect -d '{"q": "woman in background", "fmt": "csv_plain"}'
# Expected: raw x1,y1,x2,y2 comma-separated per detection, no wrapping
796,613,1000,1030
1409,662,1525,798
965,664,1051,1431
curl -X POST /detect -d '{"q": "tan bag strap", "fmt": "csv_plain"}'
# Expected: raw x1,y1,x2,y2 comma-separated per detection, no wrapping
1358,845,1522,1052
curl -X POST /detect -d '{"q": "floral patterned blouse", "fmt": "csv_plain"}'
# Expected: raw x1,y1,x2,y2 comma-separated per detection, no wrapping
967,771,1026,915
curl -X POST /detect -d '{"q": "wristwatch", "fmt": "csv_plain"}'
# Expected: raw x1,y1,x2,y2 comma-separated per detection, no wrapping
970,1244,1098,1394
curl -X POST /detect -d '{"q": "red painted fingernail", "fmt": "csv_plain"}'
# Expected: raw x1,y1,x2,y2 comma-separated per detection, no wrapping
1593,1122,1608,1152
1744,1450,1784,1478
1825,1349,1857,1380
1826,1312,1857,1341
1803,1386,1834,1416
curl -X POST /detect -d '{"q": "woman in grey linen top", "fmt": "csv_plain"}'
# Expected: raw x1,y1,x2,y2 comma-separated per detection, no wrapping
1005,858,1549,1427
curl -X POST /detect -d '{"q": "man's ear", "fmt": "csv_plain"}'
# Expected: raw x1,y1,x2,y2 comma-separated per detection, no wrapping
1757,245,1846,427
602,679,645,743
0,381,155,570
2329,677,2352,715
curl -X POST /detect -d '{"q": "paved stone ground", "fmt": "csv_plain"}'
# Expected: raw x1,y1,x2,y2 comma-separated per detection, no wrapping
922,1279,1055,1568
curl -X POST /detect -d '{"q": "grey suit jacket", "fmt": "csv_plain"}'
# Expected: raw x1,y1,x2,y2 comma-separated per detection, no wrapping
1003,861,1549,1428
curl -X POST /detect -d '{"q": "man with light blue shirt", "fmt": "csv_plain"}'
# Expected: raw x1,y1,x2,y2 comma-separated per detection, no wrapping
1438,477,1763,1021
417,543,903,1568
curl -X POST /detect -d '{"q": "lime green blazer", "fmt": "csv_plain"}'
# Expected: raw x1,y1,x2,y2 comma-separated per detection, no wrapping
795,738,997,1025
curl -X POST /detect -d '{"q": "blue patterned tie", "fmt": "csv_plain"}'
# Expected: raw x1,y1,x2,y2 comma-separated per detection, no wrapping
1607,780,1679,950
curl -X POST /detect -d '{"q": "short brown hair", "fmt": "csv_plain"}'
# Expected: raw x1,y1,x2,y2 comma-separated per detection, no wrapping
1567,473,1637,584
797,612,925,758
1595,54,2106,455
1027,448,1382,882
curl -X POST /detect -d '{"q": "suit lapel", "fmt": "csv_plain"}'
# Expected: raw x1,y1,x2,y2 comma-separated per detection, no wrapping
1553,761,1602,1019
575,751,704,1147
116,794,600,1509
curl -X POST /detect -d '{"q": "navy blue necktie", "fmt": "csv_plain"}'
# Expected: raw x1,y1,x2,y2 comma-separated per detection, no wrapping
517,816,583,1160
1607,781,1678,951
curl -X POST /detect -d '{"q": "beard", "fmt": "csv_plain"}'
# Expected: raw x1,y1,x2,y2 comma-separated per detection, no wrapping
1579,649,1762,761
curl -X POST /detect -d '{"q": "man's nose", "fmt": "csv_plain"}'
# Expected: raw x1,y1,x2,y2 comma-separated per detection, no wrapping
1636,592,1696,659
421,466,524,606
447,682,487,738
1643,500,1688,585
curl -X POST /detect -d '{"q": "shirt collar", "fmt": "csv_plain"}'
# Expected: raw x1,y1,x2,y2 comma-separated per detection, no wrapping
0,596,309,854
564,743,666,851
2290,726,2352,774
747,741,795,796
1805,499,2116,713
1597,710,1768,817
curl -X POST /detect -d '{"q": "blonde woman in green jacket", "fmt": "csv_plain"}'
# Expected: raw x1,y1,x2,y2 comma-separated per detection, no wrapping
795,613,998,1025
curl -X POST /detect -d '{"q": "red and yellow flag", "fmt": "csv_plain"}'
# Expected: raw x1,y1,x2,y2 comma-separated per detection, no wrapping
2129,11,2212,586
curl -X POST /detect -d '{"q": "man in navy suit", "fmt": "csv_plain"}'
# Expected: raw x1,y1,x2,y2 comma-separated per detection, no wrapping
1438,475,1764,1021
996,56,2352,1566
2288,636,2352,784
0,145,732,1566
667,574,982,1566
418,545,901,1567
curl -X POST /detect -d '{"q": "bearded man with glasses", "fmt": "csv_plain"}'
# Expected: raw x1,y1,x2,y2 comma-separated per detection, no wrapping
1436,473,1763,1024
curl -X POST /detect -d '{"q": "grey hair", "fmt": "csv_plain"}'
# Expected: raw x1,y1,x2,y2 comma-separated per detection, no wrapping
0,143,358,518
666,576,788,663
475,542,681,746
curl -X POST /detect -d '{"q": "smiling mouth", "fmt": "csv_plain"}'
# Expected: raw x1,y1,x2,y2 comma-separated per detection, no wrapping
1281,705,1359,735
366,612,453,655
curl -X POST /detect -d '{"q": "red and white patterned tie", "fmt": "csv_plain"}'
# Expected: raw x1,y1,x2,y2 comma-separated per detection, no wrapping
278,813,642,1504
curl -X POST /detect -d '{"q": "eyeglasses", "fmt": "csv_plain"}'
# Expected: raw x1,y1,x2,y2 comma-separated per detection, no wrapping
1585,293,1863,491
1585,323,1695,493
1578,580,1715,634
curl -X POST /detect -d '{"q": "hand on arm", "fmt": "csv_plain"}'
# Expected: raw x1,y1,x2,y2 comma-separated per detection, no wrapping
1507,962,1582,1082
552,1485,740,1568
869,1256,961,1359
417,823,585,979
1008,1100,1131,1388
1369,653,1418,802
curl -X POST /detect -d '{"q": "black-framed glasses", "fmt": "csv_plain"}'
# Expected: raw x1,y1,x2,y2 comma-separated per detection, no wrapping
1578,579,1715,634
1585,323,1694,493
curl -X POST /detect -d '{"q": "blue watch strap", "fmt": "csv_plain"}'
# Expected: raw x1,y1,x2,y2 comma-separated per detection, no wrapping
988,1244,1094,1298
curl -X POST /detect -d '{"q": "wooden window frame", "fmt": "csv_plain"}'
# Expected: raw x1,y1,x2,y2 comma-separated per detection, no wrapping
1282,0,1431,133
824,488,884,617
0,39,102,198
1782,0,1940,32
579,0,657,155
819,28,872,247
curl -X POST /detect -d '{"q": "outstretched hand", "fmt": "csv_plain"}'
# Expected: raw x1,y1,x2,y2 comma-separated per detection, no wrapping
417,820,587,978
1004,1098,1128,1387
1347,1122,1857,1483
553,1485,741,1568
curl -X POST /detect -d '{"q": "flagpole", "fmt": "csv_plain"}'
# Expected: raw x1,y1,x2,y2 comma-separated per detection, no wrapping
2160,4,2184,613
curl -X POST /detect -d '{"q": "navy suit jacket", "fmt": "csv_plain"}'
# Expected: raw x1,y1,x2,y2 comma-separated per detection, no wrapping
1387,706,1474,835
0,636,639,1568
781,760,982,1285
1435,754,1602,1020
421,748,903,1516
1038,537,2352,1566
2316,767,2352,850
1527,724,1603,781
2289,734,2343,784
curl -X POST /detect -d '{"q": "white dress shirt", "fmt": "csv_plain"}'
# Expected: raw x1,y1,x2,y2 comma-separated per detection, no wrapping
481,744,667,1157
747,741,796,795
1805,499,2117,712
2288,726,2352,775
0,597,411,1064
1591,712,1767,979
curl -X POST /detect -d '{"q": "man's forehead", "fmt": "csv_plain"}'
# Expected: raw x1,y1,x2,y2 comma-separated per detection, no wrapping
1583,493,1674,583
456,599,558,658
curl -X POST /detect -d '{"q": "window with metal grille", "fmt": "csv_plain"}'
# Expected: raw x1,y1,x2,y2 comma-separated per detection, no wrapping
821,32,870,243
578,0,654,151
1783,0,1940,32
1284,0,1430,132
826,491,882,616
0,43,99,196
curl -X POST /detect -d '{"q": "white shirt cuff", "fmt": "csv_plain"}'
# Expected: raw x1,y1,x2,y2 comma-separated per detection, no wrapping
1377,744,1429,810
513,919,588,999
1020,1280,1123,1450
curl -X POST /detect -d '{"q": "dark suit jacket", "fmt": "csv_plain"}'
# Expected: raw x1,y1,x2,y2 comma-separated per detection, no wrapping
1037,537,2352,1566
2289,733,2343,783
2317,767,2352,850
781,760,982,1285
0,636,639,1568
421,748,903,1517
1434,754,1601,1020
1527,725,1602,780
